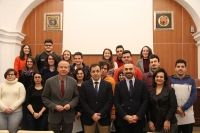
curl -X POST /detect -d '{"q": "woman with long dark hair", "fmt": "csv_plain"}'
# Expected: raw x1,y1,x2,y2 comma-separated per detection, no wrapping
73,67,86,133
14,44,32,78
147,68,177,133
136,46,153,74
102,48,118,77
26,72,48,130
18,56,38,129
62,49,72,65
40,54,58,84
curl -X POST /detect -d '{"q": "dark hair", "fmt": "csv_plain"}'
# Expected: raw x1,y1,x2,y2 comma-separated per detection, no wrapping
140,46,153,58
74,52,83,58
21,56,38,76
73,67,86,81
175,59,186,67
4,68,17,79
30,72,44,87
44,39,53,44
117,70,124,82
90,63,100,72
152,68,168,87
44,54,59,70
99,60,110,70
116,45,124,51
19,44,32,60
149,54,160,63
122,50,131,56
62,50,72,64
102,48,114,69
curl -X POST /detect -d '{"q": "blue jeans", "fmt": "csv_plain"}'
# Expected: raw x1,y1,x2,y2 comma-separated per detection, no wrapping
0,111,23,133
27,113,48,130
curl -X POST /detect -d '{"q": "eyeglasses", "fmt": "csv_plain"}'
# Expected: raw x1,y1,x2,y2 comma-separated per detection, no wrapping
7,74,15,76
34,76,41,79
45,45,53,47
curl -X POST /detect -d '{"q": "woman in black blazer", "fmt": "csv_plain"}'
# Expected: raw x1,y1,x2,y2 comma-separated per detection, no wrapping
147,68,178,133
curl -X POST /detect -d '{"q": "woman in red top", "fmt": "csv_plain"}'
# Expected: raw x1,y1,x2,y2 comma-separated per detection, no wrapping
14,44,32,78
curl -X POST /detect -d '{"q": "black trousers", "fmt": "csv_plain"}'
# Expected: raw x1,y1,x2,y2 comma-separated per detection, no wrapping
178,124,193,133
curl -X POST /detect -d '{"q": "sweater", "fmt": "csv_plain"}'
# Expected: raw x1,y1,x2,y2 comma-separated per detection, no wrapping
0,79,26,112
170,75,197,125
14,56,27,78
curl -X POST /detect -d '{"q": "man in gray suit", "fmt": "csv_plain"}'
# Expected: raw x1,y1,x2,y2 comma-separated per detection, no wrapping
42,60,79,133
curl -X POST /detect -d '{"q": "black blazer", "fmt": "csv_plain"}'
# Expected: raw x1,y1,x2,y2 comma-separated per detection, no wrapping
147,86,177,130
114,78,148,127
80,79,113,126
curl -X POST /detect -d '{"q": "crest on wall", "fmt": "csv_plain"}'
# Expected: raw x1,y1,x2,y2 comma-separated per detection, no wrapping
44,13,62,31
154,11,174,30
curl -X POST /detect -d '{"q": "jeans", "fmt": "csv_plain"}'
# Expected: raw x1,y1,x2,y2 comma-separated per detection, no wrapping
27,113,48,130
0,111,23,133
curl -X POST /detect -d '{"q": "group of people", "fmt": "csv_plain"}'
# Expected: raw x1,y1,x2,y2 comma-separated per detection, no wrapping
0,39,197,133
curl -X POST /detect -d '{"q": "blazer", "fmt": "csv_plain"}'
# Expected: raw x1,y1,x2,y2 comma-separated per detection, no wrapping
80,79,113,126
147,86,177,130
42,75,79,124
114,78,148,127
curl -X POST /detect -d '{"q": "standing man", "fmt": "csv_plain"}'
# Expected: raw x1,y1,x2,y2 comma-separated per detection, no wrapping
42,60,79,133
114,62,148,133
142,54,160,91
170,59,197,133
68,52,91,80
80,63,113,133
36,39,61,71
113,50,143,82
115,45,124,67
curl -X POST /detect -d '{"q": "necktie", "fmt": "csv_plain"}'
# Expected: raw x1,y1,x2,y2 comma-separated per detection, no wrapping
94,82,98,97
61,80,65,97
129,80,134,96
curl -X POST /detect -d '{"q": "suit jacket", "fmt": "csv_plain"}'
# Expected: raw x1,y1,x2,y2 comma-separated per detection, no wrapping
147,86,177,130
80,79,113,126
114,78,148,127
42,75,79,124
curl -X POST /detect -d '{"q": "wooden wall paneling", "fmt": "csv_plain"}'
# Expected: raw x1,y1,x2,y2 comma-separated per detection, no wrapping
22,9,36,44
153,0,183,43
154,44,183,76
183,43,198,78
182,8,197,43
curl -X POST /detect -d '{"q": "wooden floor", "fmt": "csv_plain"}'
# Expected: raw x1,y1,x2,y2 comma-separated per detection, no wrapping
193,126,200,133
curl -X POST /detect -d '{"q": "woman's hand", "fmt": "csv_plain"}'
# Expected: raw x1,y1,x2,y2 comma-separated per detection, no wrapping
33,112,41,119
164,120,170,132
5,108,13,114
148,121,156,131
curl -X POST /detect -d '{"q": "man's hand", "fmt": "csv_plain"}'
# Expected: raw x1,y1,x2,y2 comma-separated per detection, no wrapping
177,107,185,117
92,113,101,122
164,120,170,133
76,112,81,120
64,104,71,110
124,115,134,123
148,121,156,132
56,105,64,112
33,112,40,119
132,115,139,123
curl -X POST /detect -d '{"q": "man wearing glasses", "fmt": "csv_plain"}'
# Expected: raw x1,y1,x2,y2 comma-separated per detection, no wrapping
36,39,61,71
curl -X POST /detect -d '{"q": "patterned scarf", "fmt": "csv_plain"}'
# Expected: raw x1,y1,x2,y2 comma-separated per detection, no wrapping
24,69,33,76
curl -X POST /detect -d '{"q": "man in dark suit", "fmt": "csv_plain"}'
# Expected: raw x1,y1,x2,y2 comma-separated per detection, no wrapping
114,62,148,133
80,63,113,133
42,60,79,133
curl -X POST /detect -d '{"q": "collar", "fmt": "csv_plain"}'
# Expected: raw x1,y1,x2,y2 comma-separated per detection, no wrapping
92,78,101,84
